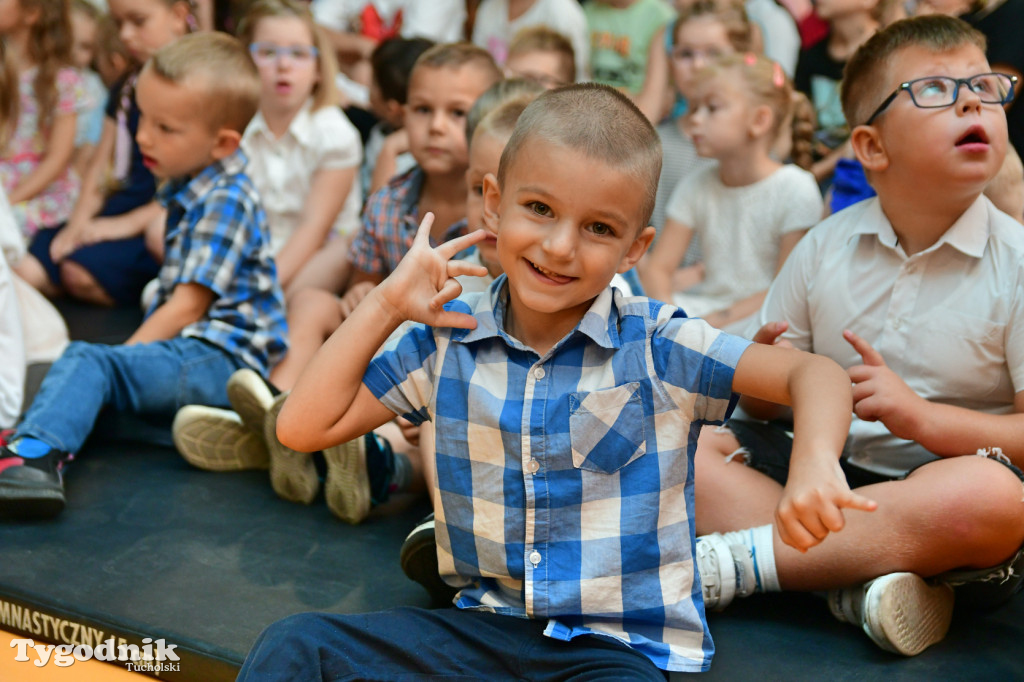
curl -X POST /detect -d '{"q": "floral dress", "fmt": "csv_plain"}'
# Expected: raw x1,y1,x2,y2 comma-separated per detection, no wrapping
0,66,91,240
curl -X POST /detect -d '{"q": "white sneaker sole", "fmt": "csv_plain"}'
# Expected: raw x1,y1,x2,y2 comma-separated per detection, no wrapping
863,572,954,656
323,437,370,525
264,394,319,504
227,368,274,435
173,405,268,471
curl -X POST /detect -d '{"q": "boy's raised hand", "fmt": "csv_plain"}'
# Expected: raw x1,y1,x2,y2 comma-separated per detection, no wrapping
374,212,489,329
844,329,926,441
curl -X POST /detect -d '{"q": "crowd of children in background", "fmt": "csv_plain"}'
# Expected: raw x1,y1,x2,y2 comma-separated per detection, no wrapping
1,0,1023,674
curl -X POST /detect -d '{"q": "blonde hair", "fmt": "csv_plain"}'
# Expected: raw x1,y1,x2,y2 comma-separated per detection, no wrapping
18,0,74,133
236,0,340,110
0,42,18,150
467,78,544,143
507,25,576,86
413,42,503,84
691,53,811,163
672,0,755,53
146,31,261,133
499,83,662,228
841,15,986,127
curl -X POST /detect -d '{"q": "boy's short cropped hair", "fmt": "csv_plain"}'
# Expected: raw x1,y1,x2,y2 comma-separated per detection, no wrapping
372,37,436,104
466,78,544,143
147,31,261,134
840,15,987,128
498,83,662,227
507,25,576,85
413,41,503,84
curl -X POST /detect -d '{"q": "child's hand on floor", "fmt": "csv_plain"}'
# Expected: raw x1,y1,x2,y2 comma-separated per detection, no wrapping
373,212,488,329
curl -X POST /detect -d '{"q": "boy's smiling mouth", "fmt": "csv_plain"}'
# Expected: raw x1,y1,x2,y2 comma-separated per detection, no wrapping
528,260,575,284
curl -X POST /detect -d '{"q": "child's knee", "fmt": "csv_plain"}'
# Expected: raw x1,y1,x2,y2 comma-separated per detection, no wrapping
59,261,113,306
696,424,744,462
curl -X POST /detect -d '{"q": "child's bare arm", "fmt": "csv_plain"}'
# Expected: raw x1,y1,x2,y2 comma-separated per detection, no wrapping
732,342,876,552
278,214,488,453
845,329,1024,466
7,113,77,205
639,218,694,303
274,167,355,287
124,282,214,345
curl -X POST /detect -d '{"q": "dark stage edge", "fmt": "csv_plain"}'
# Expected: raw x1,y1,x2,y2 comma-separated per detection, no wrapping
2,300,1023,681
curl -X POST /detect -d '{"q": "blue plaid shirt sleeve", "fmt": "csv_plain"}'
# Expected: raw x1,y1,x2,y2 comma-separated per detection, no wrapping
173,185,253,296
364,321,440,425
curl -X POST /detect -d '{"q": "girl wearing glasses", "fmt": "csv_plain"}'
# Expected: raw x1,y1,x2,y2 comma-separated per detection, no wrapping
238,0,363,296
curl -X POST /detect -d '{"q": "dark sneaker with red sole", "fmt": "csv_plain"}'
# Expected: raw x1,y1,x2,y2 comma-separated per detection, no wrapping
0,446,69,520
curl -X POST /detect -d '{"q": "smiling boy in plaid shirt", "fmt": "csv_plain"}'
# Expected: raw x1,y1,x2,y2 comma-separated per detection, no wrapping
240,84,865,678
0,34,287,520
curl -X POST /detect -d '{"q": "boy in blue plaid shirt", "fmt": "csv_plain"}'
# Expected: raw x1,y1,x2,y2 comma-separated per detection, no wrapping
240,84,866,678
0,33,287,520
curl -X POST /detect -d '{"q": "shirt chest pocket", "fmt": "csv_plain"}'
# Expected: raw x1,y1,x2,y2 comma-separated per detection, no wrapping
568,382,647,474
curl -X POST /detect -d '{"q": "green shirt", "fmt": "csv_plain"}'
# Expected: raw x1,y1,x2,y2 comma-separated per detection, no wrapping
584,0,675,93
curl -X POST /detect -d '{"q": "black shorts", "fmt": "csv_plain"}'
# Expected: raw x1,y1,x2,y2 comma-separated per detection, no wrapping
721,417,1024,609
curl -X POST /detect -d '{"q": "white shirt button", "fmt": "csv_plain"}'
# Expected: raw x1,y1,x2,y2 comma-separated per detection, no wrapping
529,550,542,566
534,367,546,379
526,459,540,474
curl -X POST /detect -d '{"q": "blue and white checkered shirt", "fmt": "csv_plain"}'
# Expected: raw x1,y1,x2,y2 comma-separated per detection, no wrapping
148,150,288,377
365,276,751,672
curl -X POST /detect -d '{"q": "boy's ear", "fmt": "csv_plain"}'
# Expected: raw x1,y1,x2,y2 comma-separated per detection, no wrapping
849,124,889,173
482,172,501,231
749,104,774,139
617,226,656,273
384,99,405,127
211,128,242,162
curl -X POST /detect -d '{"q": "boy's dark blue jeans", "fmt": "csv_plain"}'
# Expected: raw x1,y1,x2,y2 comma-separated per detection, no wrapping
238,607,669,681
17,338,243,454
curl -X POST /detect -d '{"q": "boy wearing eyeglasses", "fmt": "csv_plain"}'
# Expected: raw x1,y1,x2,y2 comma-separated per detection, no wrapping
689,15,1024,657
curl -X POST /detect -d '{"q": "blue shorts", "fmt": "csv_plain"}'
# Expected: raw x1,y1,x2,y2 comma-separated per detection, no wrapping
723,417,1024,608
28,225,160,307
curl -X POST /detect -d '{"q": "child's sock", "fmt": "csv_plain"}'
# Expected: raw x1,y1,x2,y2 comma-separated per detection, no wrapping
364,433,413,504
5,436,55,459
723,525,780,594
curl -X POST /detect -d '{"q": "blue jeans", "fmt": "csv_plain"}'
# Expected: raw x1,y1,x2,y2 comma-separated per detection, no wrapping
239,607,668,681
17,338,242,454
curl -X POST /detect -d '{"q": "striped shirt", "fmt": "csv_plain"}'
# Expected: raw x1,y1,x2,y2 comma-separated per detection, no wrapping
149,150,288,377
348,165,467,278
365,276,750,672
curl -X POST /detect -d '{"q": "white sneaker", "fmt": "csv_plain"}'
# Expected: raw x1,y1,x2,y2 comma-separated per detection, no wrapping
227,368,275,436
695,533,737,611
264,393,319,505
172,405,269,471
323,436,371,525
828,572,954,656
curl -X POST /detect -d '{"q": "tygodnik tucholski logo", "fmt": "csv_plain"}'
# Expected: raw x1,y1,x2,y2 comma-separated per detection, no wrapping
11,636,181,672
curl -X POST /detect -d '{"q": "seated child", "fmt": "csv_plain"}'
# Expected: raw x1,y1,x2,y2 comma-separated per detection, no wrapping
640,53,822,333
237,83,864,679
69,0,109,178
692,15,1024,656
503,25,577,90
584,0,675,95
17,0,193,307
472,0,589,82
0,32,287,520
268,42,502,392
171,78,546,525
237,0,363,295
362,36,434,197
